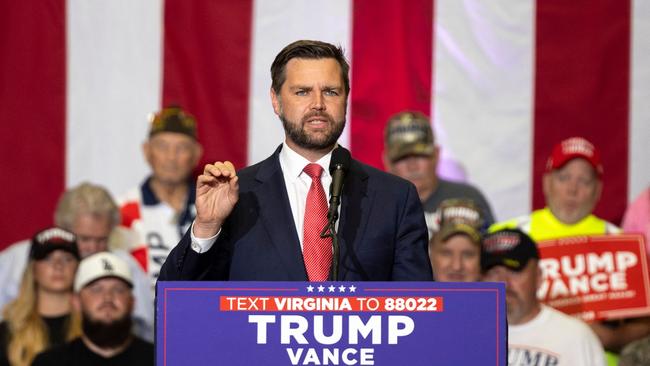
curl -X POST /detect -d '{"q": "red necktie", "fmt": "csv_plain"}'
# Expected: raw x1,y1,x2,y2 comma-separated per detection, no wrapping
302,163,332,281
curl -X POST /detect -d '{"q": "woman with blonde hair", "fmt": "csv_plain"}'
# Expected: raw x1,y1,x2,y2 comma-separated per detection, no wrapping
0,228,82,366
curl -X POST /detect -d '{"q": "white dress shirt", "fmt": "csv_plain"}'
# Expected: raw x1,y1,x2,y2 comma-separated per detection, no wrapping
190,142,334,253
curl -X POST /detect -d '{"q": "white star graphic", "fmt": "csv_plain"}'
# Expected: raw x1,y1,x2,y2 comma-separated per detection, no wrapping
328,285,336,292
338,285,346,292
317,285,325,292
349,285,357,293
306,285,314,293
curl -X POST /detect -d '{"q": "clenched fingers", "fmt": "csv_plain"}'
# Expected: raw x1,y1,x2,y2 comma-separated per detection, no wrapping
203,161,237,179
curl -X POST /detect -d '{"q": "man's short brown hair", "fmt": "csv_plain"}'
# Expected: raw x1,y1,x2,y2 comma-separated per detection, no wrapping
270,40,350,96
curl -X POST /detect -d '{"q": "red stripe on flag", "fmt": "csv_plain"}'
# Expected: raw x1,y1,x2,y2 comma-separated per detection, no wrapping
162,0,253,171
0,1,66,249
350,0,434,170
533,0,631,223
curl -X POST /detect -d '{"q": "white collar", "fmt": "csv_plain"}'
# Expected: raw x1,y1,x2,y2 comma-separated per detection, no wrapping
279,141,333,182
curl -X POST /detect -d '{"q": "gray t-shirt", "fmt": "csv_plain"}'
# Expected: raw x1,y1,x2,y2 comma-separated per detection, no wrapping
422,178,495,237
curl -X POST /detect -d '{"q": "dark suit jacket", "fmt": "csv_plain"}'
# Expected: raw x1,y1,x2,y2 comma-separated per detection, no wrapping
159,146,432,281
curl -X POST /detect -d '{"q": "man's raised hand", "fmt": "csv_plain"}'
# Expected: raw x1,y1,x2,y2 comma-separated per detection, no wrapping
193,161,239,238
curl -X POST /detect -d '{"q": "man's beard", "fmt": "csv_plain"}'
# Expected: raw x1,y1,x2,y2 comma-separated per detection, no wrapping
280,110,345,150
82,310,133,348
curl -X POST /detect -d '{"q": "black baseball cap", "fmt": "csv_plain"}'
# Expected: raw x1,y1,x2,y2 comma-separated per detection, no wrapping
30,227,80,261
481,228,538,272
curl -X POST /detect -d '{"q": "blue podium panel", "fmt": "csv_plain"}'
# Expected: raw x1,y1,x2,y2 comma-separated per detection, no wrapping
157,281,506,366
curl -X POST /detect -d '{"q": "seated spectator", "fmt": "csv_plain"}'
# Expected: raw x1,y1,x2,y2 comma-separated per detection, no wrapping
428,198,484,282
383,111,494,238
482,228,606,366
119,106,203,287
490,137,647,363
32,252,153,365
0,228,81,366
490,137,619,240
0,183,154,341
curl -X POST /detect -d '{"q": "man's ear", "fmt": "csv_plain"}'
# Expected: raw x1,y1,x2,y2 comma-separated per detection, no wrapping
191,143,204,167
382,153,392,172
594,179,603,202
432,145,440,170
270,88,281,116
536,264,543,290
142,141,152,165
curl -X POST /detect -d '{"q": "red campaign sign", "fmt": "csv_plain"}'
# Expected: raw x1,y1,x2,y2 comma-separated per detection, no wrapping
537,234,650,321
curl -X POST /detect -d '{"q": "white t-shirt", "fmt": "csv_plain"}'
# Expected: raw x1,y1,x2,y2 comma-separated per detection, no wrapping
508,305,606,366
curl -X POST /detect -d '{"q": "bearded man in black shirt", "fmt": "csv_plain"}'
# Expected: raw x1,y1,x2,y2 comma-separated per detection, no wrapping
32,252,153,366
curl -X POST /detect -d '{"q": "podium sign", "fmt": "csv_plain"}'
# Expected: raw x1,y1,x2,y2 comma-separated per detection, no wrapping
537,234,650,321
157,281,506,366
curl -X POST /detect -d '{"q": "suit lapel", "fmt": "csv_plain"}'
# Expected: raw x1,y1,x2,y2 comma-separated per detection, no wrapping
338,160,372,280
254,147,307,280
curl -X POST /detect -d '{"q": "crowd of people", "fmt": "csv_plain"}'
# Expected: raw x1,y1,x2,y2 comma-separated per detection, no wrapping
384,110,650,365
0,106,199,365
0,39,648,365
384,111,650,365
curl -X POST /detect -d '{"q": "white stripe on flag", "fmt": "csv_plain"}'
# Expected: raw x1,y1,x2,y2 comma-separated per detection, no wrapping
630,0,650,201
66,0,163,197
248,0,352,165
433,0,536,221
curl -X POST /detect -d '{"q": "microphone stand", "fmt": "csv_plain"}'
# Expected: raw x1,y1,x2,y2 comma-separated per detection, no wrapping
321,146,349,282
321,200,341,281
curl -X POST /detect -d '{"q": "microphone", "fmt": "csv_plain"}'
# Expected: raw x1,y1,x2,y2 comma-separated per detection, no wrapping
327,146,351,222
321,146,350,282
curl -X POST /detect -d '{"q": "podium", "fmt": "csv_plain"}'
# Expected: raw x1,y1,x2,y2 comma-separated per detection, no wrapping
156,281,506,365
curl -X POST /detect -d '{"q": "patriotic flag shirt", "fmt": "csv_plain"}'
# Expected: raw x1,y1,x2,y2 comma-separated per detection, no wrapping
119,177,196,287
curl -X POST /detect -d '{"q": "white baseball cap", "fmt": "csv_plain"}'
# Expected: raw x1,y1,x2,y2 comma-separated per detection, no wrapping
74,252,133,292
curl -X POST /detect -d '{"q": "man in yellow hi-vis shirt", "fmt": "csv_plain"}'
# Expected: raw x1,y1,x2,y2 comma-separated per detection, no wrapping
491,136,619,241
490,137,648,365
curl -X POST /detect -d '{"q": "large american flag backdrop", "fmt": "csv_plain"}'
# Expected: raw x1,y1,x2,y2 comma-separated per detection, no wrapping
1,0,649,250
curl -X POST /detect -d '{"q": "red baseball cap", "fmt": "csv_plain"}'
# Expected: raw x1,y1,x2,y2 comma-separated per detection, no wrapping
546,137,603,176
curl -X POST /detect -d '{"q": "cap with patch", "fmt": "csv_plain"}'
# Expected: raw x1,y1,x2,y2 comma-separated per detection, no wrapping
481,229,539,272
148,106,197,140
30,227,79,261
434,199,484,245
546,137,603,176
74,252,133,292
384,111,435,162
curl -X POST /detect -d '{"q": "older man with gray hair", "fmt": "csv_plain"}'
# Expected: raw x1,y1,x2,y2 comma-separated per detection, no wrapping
382,111,495,238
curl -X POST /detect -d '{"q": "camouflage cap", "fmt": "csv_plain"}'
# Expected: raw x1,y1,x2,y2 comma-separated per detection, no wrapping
384,111,435,162
434,199,484,245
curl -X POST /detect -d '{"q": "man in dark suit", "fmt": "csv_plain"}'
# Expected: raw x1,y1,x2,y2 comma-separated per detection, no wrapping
159,40,432,282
